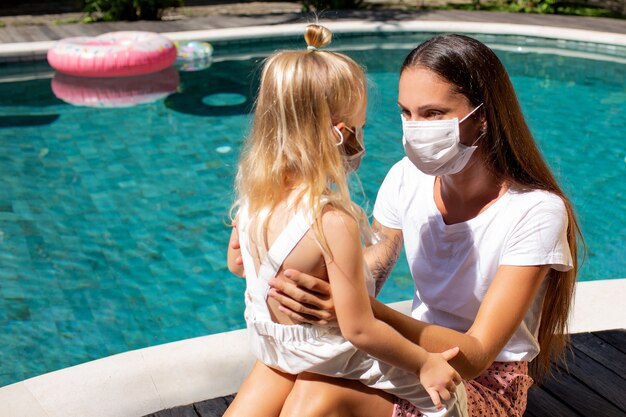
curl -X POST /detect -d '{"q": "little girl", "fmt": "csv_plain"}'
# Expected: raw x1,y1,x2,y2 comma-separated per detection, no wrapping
225,24,467,417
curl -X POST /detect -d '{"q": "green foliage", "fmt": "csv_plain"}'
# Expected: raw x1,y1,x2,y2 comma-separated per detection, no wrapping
300,0,364,12
507,0,557,13
82,0,183,21
509,0,620,15
442,0,621,17
52,17,82,25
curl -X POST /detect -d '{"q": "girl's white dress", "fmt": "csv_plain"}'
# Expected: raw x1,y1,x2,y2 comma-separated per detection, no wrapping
237,205,468,417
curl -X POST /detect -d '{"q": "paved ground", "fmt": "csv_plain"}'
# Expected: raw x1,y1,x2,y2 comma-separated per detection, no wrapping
1,2,625,45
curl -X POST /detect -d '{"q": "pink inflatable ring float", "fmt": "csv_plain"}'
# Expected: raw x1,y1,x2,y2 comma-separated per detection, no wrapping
47,31,177,78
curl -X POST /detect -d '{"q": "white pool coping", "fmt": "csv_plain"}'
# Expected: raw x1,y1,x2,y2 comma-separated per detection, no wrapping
161,20,626,45
1,20,626,62
1,278,624,417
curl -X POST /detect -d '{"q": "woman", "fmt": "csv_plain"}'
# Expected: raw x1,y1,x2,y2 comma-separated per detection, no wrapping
262,34,582,417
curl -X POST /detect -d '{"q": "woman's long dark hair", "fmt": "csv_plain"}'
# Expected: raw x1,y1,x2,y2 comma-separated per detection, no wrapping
402,34,583,382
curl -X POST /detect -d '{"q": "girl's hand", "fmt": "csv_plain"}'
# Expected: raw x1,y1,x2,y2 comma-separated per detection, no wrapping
419,347,462,409
268,269,336,325
227,219,245,277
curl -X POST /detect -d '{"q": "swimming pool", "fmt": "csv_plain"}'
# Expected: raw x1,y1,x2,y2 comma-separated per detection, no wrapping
0,32,624,387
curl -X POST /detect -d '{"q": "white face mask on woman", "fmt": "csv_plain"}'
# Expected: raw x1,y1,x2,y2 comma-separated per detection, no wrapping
402,103,483,176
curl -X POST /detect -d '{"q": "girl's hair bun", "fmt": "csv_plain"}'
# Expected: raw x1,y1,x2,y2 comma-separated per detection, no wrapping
304,24,332,50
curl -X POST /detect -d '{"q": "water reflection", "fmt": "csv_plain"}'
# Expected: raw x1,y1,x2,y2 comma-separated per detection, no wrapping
165,59,258,117
0,114,60,128
50,67,180,108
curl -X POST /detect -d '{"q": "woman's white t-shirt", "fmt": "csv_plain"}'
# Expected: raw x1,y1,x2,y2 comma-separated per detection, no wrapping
373,157,573,362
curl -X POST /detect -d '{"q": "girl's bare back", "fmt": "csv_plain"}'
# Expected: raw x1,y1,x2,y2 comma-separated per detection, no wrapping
251,201,327,325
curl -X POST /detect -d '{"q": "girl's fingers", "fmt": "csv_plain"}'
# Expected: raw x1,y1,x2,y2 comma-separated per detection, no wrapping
440,346,459,361
230,223,240,250
453,372,463,385
231,240,241,250
438,386,451,402
426,388,442,410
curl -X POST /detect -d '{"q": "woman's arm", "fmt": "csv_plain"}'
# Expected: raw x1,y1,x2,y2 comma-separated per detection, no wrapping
271,263,549,379
371,264,550,379
269,216,551,379
366,220,404,295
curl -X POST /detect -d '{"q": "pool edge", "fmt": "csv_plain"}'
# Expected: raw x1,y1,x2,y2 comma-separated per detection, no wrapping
1,20,626,62
1,278,624,417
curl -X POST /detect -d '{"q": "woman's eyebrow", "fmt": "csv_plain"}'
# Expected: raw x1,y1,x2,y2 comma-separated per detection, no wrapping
397,102,451,112
418,104,449,111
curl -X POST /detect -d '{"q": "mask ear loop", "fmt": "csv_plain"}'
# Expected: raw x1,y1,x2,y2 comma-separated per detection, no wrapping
471,128,487,146
459,102,484,124
333,126,344,146
459,103,485,146
344,126,365,154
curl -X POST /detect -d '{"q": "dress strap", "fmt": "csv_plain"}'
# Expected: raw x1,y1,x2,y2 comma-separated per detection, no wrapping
257,211,313,284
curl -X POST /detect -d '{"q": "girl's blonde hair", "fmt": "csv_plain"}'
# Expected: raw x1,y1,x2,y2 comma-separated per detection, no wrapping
234,24,369,255
402,34,583,382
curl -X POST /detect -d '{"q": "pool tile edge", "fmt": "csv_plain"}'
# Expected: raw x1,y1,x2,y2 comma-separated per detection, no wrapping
1,20,626,63
569,279,626,334
0,383,50,417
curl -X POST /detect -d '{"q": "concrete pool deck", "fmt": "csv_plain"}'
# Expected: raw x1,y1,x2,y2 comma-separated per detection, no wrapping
1,279,625,417
0,7,625,417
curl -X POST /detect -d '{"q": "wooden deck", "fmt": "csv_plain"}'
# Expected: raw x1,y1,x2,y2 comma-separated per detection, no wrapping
142,329,626,417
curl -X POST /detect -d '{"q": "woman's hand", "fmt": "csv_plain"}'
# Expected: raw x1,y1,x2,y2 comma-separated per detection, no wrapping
268,269,336,325
418,347,463,409
230,218,335,323
263,218,403,325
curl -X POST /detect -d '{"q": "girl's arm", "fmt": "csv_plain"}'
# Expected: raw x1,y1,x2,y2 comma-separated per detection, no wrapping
227,225,245,278
322,210,461,406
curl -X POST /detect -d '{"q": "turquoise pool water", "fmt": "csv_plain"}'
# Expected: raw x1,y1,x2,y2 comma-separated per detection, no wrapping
0,33,624,387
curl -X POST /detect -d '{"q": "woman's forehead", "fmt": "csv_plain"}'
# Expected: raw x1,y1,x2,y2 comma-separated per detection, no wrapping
398,68,465,106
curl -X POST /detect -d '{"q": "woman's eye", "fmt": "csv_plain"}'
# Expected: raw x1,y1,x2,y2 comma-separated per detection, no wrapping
425,110,443,119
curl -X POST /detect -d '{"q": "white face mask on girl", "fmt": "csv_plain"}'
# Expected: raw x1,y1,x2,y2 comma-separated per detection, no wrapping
402,103,484,176
334,126,366,173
